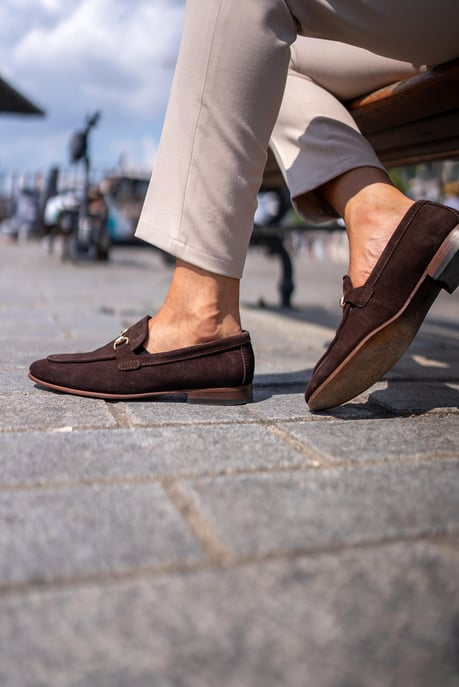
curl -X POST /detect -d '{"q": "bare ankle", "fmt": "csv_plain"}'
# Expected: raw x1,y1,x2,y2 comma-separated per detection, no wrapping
145,260,242,353
344,186,414,287
319,167,416,287
345,186,414,235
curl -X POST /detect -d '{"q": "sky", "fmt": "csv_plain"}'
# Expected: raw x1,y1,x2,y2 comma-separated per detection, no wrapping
0,0,185,176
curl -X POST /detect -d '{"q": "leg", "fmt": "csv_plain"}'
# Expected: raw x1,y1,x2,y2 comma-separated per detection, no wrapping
270,34,459,409
135,0,297,353
146,260,242,353
270,37,420,284
29,0,298,402
319,167,414,287
136,0,296,279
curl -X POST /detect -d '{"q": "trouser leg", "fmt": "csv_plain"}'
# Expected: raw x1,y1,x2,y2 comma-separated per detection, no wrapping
136,0,459,277
286,0,459,66
136,0,297,279
270,38,421,223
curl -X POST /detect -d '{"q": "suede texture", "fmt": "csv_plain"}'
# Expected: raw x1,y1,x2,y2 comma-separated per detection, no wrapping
305,200,459,401
29,316,255,396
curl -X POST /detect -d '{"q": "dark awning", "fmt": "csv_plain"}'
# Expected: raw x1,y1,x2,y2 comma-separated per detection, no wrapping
0,75,44,115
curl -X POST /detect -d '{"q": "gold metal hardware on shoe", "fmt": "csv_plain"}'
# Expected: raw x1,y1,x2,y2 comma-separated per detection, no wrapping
114,328,129,349
339,296,345,309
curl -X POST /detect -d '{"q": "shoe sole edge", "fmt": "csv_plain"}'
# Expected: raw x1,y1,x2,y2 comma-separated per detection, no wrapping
28,373,253,405
307,226,459,411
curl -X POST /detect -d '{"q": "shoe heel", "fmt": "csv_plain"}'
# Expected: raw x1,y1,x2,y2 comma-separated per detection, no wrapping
427,225,459,293
187,384,253,405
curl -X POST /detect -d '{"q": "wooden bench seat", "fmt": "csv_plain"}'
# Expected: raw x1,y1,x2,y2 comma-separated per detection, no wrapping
349,58,459,167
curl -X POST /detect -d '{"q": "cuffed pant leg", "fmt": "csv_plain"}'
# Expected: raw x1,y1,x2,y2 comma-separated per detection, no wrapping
270,38,421,223
135,0,297,279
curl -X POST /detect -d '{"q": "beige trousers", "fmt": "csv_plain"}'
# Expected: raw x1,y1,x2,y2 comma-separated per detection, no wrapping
135,0,459,278
271,38,421,224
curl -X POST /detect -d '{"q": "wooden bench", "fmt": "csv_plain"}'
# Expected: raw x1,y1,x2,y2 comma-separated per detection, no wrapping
349,58,459,167
256,58,459,306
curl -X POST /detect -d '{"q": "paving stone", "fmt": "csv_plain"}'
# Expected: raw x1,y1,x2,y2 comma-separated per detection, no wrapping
241,299,337,376
121,398,256,426
3,339,107,368
0,425,304,488
0,393,116,431
0,309,62,337
389,331,459,381
0,483,202,586
250,387,388,421
365,381,459,414
0,542,458,687
279,415,459,464
1,237,459,687
187,460,459,557
0,370,32,393
253,370,309,387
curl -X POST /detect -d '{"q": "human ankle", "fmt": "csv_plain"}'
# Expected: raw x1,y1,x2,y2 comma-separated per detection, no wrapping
145,261,242,353
344,187,414,286
345,185,414,235
146,306,241,354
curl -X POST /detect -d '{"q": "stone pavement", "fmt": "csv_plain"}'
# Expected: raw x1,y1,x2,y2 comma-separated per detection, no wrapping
0,237,458,687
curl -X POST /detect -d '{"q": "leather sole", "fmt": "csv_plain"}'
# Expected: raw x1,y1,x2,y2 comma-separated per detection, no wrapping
308,225,459,411
28,374,253,405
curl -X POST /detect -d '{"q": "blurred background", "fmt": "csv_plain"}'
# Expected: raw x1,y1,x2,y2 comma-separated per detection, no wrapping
1,0,458,256
0,0,185,250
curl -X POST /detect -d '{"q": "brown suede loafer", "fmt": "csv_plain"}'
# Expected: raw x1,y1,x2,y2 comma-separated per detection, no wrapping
305,200,459,411
29,316,254,404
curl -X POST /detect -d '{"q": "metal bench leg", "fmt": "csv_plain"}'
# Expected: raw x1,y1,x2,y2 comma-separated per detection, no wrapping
251,233,295,307
271,236,294,307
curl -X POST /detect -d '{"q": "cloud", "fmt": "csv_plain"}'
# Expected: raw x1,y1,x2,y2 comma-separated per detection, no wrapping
11,0,184,118
0,0,184,172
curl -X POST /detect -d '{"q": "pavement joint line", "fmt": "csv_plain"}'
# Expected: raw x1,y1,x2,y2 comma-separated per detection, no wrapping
0,451,457,494
104,402,134,429
0,423,117,434
283,453,459,471
162,478,236,566
88,417,261,429
50,311,75,340
0,560,213,599
245,410,324,466
1,527,458,600
278,414,395,422
0,418,262,434
0,460,321,493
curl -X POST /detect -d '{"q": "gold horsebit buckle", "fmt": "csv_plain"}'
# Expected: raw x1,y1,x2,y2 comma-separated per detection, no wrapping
114,328,129,349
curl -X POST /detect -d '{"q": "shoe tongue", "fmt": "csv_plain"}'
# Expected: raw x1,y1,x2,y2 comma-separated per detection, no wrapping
126,315,151,351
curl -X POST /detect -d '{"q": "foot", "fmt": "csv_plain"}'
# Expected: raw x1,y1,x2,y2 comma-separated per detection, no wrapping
28,316,254,404
305,201,459,410
144,259,243,353
145,306,243,354
318,167,415,288
344,186,415,288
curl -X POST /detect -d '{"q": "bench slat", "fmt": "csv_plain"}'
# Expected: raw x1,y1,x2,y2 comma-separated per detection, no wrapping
349,58,459,166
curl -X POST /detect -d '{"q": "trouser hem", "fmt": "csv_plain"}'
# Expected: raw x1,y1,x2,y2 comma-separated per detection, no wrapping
135,221,245,279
